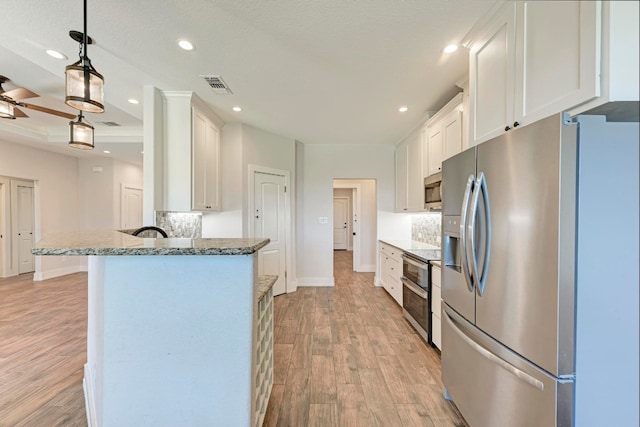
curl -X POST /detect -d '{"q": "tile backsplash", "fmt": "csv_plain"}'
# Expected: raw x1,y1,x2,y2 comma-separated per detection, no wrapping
155,211,202,238
411,214,442,247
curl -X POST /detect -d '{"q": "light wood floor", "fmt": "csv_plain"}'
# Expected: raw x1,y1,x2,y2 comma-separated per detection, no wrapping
0,272,87,427
0,252,466,426
263,250,466,426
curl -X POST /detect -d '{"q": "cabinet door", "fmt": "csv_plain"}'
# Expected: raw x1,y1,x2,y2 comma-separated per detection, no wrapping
442,108,463,162
192,109,221,211
428,125,443,176
513,1,598,126
407,133,424,211
395,142,408,212
469,3,516,145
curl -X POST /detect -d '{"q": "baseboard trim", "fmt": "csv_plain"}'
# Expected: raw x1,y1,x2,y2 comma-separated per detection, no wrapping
296,277,335,287
33,265,87,281
83,363,97,427
357,264,376,273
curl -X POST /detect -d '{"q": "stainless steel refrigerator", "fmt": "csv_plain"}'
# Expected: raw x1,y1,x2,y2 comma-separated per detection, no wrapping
441,113,639,427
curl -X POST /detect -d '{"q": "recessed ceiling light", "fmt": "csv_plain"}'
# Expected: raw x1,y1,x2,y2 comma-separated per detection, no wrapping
103,150,111,154
232,106,242,112
399,106,409,113
46,49,67,60
128,98,140,105
443,44,459,54
178,40,194,51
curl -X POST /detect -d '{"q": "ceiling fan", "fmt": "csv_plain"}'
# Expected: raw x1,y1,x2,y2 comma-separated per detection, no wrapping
0,75,76,120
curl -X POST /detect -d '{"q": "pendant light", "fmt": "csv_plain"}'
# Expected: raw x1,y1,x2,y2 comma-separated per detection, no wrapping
68,111,95,150
0,99,15,119
65,0,104,113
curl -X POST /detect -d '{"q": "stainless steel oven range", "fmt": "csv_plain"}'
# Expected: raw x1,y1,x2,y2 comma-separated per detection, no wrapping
401,252,431,344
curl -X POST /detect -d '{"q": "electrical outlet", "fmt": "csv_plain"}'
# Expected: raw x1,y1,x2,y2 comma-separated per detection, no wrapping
62,255,67,262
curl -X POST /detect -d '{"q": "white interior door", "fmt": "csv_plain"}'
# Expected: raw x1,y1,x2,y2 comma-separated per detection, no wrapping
16,183,34,274
333,197,348,250
122,185,143,229
254,172,287,296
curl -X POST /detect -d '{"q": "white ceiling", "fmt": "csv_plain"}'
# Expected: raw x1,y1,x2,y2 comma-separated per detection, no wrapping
0,0,496,166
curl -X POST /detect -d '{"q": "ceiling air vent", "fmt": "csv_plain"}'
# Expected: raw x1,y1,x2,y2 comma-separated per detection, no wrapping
201,75,233,94
96,121,121,127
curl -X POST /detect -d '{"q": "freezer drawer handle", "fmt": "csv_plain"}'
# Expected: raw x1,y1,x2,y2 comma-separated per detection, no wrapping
444,311,544,391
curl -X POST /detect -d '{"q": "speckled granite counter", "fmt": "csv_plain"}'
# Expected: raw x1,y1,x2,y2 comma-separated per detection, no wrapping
257,275,278,301
379,239,441,262
32,230,269,256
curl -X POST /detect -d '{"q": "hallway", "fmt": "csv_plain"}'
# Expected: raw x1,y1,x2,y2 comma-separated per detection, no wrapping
264,250,465,426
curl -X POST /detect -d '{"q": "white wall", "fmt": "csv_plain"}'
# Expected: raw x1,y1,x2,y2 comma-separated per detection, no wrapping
297,144,410,286
202,123,296,238
0,139,84,279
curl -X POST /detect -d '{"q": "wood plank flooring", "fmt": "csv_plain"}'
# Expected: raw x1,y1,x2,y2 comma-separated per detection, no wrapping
0,272,87,427
264,250,467,426
0,252,466,426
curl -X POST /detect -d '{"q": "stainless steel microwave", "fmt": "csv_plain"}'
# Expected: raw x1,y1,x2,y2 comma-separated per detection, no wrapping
424,172,442,211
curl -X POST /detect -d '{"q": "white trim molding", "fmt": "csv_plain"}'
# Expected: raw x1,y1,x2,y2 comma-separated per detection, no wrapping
296,277,335,287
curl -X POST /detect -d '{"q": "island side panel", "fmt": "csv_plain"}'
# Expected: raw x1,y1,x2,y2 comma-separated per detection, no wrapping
86,254,257,427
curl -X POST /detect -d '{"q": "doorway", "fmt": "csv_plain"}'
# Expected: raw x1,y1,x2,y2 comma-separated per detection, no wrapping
333,179,377,273
249,165,291,296
0,177,36,277
121,184,143,229
333,196,349,250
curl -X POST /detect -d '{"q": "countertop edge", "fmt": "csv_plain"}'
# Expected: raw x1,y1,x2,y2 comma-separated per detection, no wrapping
32,231,270,256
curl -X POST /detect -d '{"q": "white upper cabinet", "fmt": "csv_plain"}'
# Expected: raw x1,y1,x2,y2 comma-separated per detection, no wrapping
425,93,464,177
395,130,424,213
468,2,516,145
513,1,598,126
466,1,638,146
442,108,463,162
427,125,443,176
407,132,424,211
192,107,220,211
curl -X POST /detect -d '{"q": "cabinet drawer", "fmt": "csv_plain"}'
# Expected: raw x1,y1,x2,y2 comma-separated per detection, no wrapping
431,265,441,287
432,281,441,319
380,243,401,261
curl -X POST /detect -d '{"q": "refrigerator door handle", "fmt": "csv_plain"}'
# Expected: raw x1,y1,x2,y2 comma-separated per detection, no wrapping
470,172,491,296
443,310,544,391
460,174,475,292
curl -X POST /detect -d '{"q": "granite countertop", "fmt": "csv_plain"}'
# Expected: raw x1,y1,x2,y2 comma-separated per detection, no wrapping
257,275,278,301
379,239,441,262
32,230,269,256
430,260,441,268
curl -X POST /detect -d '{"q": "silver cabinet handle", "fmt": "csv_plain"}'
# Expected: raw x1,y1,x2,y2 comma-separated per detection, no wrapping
460,174,475,293
444,309,543,391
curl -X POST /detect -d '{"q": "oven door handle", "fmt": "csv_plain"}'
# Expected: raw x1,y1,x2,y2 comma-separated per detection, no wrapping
401,254,429,270
401,277,428,299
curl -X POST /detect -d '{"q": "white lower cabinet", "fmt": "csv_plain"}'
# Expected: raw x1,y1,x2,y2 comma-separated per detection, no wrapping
379,242,403,306
431,264,442,349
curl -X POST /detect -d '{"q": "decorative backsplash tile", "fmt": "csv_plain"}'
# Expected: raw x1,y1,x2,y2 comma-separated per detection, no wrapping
411,214,442,247
155,211,202,238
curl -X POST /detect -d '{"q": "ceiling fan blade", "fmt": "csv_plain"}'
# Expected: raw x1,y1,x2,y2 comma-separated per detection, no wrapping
2,87,39,101
20,102,76,119
13,107,29,118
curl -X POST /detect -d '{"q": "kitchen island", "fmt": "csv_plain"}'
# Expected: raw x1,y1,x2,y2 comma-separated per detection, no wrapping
33,231,272,427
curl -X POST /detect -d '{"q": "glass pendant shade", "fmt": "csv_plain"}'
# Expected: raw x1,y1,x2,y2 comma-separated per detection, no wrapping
0,100,15,119
68,114,95,150
65,60,104,113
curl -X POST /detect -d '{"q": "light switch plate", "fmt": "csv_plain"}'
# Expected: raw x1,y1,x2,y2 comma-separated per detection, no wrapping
318,217,328,224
